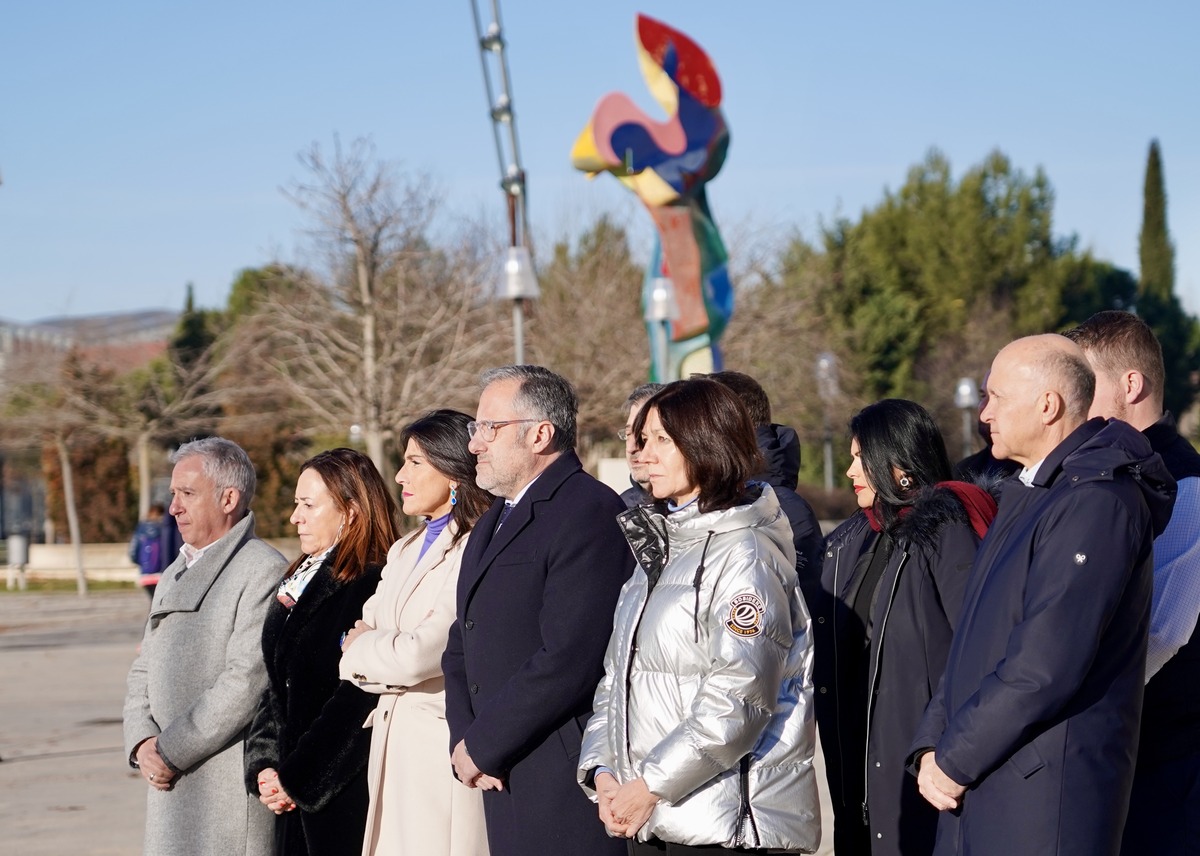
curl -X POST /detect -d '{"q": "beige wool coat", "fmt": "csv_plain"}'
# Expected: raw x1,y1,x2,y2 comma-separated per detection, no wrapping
124,512,287,856
339,521,488,856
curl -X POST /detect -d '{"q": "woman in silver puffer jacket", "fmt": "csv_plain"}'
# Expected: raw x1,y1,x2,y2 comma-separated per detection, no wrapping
578,378,821,855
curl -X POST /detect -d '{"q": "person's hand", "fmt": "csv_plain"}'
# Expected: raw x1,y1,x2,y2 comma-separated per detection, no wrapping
595,771,622,835
135,737,175,791
451,739,482,787
341,619,372,651
609,776,659,838
475,773,505,791
917,752,966,811
256,768,296,814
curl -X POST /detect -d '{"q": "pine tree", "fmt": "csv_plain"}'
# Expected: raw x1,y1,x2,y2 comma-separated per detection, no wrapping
1138,140,1175,301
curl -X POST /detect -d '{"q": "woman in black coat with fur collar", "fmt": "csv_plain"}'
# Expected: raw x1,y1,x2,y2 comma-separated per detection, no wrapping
246,449,400,856
812,401,998,856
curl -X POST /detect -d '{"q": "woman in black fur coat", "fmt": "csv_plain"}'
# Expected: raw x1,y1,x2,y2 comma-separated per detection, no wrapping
246,448,399,856
812,400,999,856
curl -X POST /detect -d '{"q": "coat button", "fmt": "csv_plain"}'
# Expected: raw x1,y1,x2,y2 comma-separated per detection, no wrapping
465,619,475,630
382,710,388,721
817,616,825,624
819,686,827,694
352,672,366,681
875,761,881,767
471,683,480,694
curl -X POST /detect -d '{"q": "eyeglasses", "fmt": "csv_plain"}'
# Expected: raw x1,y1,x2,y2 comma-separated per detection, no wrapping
466,419,539,442
617,428,634,441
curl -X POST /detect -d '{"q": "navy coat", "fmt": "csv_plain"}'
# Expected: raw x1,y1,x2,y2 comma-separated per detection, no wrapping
443,451,633,856
815,485,988,856
910,419,1176,856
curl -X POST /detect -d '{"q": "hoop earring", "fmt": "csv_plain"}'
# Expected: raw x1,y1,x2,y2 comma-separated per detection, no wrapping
449,486,458,507
899,476,912,490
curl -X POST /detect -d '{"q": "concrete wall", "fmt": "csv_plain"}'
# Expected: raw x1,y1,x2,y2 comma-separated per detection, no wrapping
12,539,303,583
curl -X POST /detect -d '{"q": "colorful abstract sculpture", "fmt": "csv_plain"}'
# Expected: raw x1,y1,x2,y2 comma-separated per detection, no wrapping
572,14,733,381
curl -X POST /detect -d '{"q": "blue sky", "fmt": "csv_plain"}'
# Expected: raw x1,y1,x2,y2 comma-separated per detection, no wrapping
2,0,1198,324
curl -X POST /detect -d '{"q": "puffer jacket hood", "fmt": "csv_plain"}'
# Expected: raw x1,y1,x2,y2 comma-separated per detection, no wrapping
580,485,821,852
756,424,801,490
1052,418,1176,538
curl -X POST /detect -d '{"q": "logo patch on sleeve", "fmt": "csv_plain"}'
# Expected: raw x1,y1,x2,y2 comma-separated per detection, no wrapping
725,593,765,638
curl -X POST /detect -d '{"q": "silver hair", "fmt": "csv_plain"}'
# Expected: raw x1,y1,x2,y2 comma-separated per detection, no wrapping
170,437,257,515
480,365,578,452
623,382,665,417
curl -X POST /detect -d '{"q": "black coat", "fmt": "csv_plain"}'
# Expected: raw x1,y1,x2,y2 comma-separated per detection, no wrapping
443,451,634,856
756,423,826,609
911,419,1176,856
245,559,382,856
814,486,986,856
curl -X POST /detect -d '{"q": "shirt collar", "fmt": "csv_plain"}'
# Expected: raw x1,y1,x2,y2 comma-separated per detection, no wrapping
506,474,541,509
1018,458,1046,486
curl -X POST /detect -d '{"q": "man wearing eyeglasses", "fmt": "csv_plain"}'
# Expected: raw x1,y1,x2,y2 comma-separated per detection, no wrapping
443,365,634,856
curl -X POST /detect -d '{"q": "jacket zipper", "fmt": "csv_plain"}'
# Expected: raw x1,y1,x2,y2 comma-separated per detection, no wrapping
830,540,849,812
623,576,654,759
737,754,761,847
861,549,908,827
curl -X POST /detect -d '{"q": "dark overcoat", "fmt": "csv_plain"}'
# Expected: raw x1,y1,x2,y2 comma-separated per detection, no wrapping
910,419,1176,856
814,487,987,856
245,557,382,856
443,450,633,856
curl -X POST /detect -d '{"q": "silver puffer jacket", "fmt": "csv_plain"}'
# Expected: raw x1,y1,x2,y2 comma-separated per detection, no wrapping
578,485,821,852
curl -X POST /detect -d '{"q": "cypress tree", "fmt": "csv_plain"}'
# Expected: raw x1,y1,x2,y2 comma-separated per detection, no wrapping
1138,139,1175,301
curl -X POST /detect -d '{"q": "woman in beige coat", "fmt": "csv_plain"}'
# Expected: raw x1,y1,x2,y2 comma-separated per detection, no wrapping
340,409,492,856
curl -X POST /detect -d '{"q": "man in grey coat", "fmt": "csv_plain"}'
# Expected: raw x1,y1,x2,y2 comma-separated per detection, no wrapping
124,437,287,856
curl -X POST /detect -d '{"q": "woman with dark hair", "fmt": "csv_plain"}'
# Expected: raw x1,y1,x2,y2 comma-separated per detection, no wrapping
578,378,821,854
339,409,491,856
246,448,400,856
812,399,998,856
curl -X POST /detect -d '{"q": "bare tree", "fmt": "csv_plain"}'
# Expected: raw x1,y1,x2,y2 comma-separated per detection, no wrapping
526,215,647,460
0,350,108,595
251,138,503,473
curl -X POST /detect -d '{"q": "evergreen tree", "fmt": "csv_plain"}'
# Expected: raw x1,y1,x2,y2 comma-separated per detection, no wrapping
1138,140,1175,301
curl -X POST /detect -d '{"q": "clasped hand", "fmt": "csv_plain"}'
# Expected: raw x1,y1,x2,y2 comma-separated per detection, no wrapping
917,752,966,811
136,737,176,791
596,773,658,839
257,768,296,815
451,739,504,791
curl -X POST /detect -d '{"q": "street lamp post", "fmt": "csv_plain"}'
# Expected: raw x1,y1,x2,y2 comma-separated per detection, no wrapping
645,276,679,382
501,244,540,364
471,0,538,364
954,376,980,462
816,352,839,493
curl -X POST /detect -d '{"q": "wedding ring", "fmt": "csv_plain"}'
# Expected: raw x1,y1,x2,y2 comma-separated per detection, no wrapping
149,774,156,781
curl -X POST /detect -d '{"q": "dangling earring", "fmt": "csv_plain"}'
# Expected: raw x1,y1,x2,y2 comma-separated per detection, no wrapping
899,476,912,490
449,485,458,507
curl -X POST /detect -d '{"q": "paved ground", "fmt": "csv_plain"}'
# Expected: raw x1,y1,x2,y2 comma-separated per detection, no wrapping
0,590,835,855
0,591,149,855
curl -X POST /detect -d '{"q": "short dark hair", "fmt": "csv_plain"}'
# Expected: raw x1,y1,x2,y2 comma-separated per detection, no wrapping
633,378,764,513
850,399,952,532
704,371,772,427
292,448,399,584
400,409,492,547
481,365,578,452
1064,310,1165,406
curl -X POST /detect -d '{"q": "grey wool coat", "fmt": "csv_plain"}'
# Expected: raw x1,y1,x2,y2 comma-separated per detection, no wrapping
124,512,288,856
